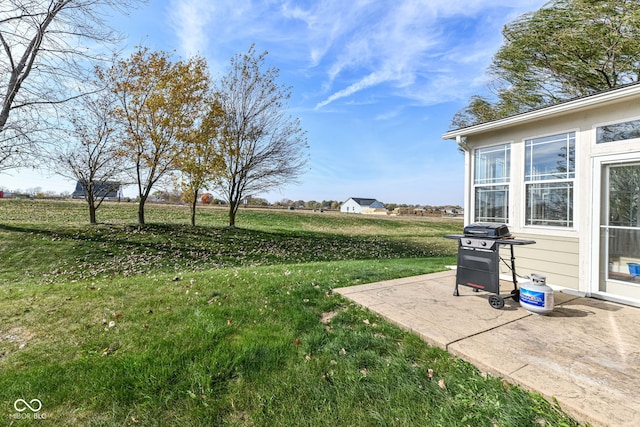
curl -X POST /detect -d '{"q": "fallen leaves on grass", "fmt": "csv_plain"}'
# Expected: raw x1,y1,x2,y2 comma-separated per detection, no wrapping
102,343,120,356
36,222,452,283
320,311,338,323
1,327,36,346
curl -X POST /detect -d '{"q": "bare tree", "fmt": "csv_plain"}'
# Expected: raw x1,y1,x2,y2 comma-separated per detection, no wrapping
0,0,143,171
56,89,125,224
214,45,308,227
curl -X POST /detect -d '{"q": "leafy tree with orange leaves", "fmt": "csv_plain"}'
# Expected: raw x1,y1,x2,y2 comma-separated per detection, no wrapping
99,48,210,225
176,98,225,226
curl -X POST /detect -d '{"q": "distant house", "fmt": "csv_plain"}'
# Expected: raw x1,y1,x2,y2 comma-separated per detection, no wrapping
71,181,122,200
340,197,385,214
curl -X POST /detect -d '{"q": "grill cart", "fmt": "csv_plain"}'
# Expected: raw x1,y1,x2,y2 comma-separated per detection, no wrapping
445,223,536,309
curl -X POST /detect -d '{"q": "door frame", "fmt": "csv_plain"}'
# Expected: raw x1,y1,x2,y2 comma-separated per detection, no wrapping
591,153,640,307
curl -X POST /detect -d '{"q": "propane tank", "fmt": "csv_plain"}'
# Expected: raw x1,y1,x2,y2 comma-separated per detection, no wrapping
519,274,554,315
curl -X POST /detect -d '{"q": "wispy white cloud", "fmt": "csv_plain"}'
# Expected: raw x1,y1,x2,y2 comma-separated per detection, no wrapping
316,70,393,109
375,108,403,121
168,0,215,57
168,0,262,66
296,0,548,108
167,0,546,107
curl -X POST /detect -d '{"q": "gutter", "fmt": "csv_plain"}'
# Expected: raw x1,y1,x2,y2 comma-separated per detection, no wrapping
456,135,468,152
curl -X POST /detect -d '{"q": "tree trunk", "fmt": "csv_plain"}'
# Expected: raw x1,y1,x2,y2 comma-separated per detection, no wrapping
190,194,197,227
87,193,97,225
89,204,97,225
228,200,237,228
138,196,147,226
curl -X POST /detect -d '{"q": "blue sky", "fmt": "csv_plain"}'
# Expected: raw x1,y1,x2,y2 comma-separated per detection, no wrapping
2,0,547,205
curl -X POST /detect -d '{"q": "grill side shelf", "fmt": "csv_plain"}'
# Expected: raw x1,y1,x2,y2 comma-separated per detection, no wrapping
444,234,536,246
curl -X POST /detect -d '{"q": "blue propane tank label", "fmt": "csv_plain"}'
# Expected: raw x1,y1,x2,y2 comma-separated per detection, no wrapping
520,288,545,307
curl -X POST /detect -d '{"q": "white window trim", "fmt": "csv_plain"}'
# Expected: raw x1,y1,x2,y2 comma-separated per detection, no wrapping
592,114,640,146
471,142,512,224
521,129,579,232
592,116,640,163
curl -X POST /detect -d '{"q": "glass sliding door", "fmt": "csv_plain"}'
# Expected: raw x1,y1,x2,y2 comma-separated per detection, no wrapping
600,163,640,298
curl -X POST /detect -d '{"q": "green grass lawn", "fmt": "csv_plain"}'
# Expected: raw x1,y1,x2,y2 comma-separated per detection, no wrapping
0,200,581,426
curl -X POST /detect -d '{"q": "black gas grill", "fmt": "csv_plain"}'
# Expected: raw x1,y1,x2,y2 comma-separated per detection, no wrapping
445,223,535,309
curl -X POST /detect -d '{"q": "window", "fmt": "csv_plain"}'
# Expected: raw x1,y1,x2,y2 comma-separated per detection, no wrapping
608,164,640,227
525,132,575,227
474,144,510,223
597,119,640,144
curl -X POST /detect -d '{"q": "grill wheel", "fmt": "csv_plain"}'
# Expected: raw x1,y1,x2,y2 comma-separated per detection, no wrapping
488,295,505,309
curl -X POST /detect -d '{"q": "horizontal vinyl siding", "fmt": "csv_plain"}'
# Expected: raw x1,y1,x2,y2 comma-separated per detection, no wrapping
499,233,580,290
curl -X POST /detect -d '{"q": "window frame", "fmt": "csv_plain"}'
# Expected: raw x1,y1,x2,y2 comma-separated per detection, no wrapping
524,131,576,228
596,118,640,144
472,143,511,224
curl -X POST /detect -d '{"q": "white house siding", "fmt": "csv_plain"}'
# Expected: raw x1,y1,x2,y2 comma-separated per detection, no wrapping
340,198,385,214
340,198,363,213
498,234,580,290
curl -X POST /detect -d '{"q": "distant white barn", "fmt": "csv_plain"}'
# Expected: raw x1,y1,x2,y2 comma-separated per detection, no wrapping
340,197,385,214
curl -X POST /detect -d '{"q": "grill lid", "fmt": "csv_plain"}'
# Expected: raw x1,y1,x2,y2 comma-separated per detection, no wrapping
463,222,511,239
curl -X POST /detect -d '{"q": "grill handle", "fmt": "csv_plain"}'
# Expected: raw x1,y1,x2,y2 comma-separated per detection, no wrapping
465,230,489,235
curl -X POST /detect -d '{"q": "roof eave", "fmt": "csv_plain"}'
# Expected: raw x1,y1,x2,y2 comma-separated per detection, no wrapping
442,83,640,141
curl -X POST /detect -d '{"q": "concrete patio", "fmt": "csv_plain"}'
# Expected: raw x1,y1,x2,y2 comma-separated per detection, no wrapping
335,270,640,427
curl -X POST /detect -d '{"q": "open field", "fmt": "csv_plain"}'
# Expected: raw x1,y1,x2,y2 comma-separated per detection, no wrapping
0,200,580,426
